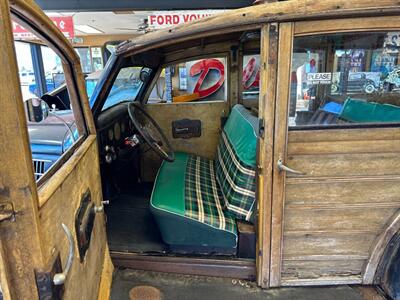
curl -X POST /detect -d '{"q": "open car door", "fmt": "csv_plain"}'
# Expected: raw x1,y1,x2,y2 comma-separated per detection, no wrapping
0,1,112,299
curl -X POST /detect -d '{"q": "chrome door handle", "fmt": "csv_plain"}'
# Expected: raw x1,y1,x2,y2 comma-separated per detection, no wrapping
94,200,109,213
175,127,189,132
53,223,74,285
277,159,306,175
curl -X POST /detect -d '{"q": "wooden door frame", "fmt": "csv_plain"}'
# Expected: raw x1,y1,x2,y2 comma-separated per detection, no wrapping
0,1,45,298
256,23,279,288
267,15,400,288
268,22,294,288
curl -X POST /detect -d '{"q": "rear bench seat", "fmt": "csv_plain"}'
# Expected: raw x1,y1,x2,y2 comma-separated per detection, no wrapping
150,104,258,254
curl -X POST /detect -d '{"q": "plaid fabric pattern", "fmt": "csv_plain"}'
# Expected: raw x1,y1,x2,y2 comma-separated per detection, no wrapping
185,155,237,234
215,130,256,221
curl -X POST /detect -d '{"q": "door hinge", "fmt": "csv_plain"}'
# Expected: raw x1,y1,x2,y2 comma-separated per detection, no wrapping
0,202,16,222
35,254,64,300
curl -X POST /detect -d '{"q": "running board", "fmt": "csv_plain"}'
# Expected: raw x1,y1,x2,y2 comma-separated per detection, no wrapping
111,251,256,280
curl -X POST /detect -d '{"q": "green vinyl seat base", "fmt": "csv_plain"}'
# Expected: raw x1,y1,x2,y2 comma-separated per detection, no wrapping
150,152,237,253
150,206,237,255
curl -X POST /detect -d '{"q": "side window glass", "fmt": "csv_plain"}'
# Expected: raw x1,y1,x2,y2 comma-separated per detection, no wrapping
148,57,227,104
102,66,148,111
289,31,400,128
242,54,260,102
91,47,104,72
14,21,84,183
15,41,35,101
41,45,65,93
75,47,92,74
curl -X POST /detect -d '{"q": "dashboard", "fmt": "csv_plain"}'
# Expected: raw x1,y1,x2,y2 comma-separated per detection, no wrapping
96,103,139,164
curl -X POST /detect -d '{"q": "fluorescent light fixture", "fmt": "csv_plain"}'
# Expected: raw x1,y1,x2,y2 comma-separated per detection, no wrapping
75,24,103,34
113,11,135,15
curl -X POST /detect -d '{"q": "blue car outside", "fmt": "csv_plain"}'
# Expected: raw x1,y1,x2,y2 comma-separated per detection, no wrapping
29,57,142,179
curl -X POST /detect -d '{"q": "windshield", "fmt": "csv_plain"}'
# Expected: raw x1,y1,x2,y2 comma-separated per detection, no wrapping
86,79,98,99
102,66,150,111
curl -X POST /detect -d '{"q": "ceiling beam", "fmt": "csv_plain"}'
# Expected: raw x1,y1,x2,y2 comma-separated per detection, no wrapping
36,0,255,12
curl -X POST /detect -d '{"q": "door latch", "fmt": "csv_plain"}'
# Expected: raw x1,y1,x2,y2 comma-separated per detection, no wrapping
0,202,16,222
277,159,306,175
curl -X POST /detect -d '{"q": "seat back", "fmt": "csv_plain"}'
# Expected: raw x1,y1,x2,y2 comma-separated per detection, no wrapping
215,104,258,222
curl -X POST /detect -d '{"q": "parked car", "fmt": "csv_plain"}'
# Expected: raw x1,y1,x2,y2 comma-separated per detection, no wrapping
6,1,400,299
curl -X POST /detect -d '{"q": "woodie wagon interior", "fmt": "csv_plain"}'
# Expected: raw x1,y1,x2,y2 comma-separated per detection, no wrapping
2,0,400,299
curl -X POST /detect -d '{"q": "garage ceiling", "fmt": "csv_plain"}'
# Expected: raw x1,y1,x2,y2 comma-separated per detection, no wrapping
37,0,254,11
48,11,154,35
48,10,227,35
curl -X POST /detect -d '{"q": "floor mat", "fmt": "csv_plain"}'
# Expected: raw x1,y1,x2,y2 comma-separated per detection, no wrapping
111,269,369,300
106,183,167,253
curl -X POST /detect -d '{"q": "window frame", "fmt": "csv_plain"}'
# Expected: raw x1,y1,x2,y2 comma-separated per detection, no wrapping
11,10,89,187
240,50,261,106
288,16,400,131
144,52,231,105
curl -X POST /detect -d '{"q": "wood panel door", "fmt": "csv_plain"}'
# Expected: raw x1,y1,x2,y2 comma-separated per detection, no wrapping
0,1,112,299
269,17,400,287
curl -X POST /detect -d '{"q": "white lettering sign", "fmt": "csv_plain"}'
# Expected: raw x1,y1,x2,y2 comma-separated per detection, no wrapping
148,10,226,29
307,72,332,85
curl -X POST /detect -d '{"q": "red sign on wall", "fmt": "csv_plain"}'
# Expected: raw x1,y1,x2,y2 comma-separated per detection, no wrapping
13,16,74,40
190,58,225,99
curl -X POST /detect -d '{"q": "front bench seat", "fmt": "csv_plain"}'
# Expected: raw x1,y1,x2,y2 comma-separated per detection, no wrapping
150,105,258,254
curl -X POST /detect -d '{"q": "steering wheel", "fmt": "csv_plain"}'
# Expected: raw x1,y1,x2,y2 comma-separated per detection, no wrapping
127,102,175,162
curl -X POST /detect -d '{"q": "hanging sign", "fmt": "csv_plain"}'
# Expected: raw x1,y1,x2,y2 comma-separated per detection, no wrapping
13,16,74,40
148,10,226,29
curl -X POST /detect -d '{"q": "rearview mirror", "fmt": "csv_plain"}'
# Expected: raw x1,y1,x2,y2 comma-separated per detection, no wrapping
24,98,50,123
139,67,151,83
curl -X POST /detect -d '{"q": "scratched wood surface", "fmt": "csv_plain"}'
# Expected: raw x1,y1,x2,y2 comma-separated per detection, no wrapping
280,127,400,286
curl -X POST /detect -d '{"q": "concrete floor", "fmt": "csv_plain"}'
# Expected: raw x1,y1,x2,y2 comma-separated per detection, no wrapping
111,268,386,300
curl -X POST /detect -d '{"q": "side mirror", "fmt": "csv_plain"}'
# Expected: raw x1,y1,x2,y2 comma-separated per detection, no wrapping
24,98,50,123
139,67,151,83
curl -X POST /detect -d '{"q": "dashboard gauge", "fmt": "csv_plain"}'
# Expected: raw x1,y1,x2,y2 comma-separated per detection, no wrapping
114,122,121,141
108,128,114,141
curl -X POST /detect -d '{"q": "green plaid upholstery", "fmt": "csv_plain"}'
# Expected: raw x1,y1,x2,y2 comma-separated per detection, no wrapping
185,155,237,235
215,131,256,221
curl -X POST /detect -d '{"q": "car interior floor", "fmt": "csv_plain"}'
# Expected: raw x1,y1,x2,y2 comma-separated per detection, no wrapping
105,182,167,254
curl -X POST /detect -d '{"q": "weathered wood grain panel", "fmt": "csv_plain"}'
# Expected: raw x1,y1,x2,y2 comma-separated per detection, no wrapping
295,16,400,36
286,153,400,178
38,137,108,300
283,234,376,258
282,259,365,279
284,208,398,233
286,179,400,207
282,128,400,285
288,139,400,156
288,128,400,143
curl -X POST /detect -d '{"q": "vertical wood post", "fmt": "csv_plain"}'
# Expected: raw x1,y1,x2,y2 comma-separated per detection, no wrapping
269,22,293,287
257,23,279,288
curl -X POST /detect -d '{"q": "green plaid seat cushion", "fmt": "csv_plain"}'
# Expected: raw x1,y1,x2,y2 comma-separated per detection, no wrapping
215,105,258,222
185,155,237,235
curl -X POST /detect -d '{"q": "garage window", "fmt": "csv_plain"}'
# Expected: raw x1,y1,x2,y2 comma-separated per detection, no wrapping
148,57,228,104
